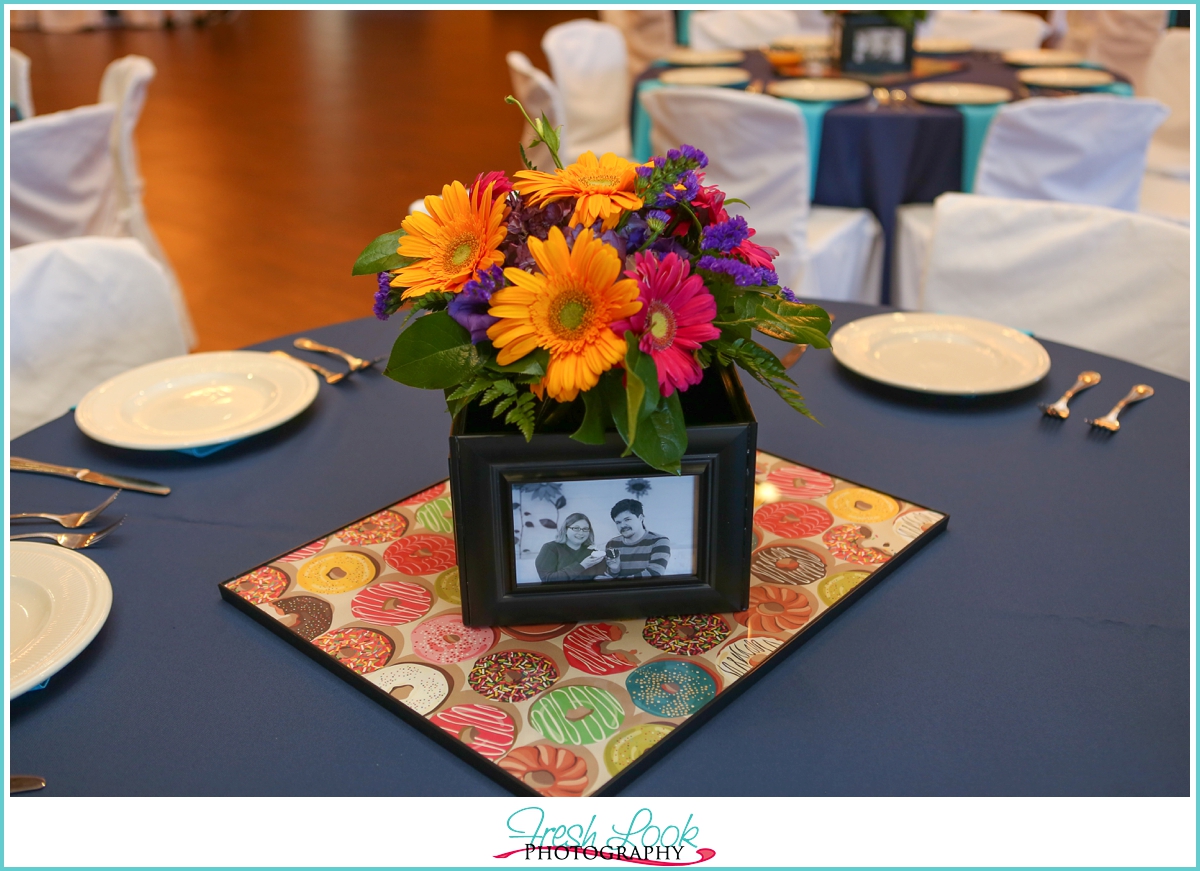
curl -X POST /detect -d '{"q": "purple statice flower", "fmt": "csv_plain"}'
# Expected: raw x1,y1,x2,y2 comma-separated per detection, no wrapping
701,215,750,252
565,221,628,263
501,195,572,271
448,264,505,343
645,209,672,233
759,267,779,285
374,272,396,320
635,164,654,179
697,255,776,287
779,286,797,302
679,144,708,168
656,169,701,207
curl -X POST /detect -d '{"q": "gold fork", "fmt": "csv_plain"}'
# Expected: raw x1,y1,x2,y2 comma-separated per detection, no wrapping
10,491,119,527
1040,371,1101,419
293,338,375,372
1086,384,1154,432
11,515,125,548
270,350,346,384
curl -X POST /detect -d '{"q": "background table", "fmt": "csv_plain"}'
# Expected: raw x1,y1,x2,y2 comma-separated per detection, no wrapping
9,306,1189,796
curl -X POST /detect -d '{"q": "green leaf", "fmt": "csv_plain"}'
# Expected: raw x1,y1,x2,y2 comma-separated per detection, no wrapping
488,347,549,379
506,392,538,441
384,311,480,389
352,228,417,276
727,339,820,423
446,375,492,403
622,333,662,454
755,299,833,348
598,370,686,474
571,388,611,445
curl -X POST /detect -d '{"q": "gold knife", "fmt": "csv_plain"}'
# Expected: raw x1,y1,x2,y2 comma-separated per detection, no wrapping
11,457,171,496
10,775,46,794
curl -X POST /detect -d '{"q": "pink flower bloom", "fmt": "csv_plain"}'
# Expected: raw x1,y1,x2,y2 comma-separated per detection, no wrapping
613,252,721,396
471,170,513,201
673,179,728,237
732,229,778,269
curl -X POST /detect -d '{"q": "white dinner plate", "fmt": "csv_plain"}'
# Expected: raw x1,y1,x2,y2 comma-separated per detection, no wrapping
914,37,973,54
769,34,833,53
1002,48,1085,67
910,82,1013,106
75,350,320,450
1017,67,1115,89
831,313,1051,395
663,48,745,67
659,66,752,87
767,77,871,102
10,542,113,698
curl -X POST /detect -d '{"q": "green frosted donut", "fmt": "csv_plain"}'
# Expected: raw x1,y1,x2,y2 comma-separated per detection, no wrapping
604,723,674,775
626,660,717,718
528,685,625,745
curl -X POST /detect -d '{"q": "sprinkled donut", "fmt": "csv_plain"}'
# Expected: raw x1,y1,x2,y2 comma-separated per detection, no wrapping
716,636,784,679
227,566,289,604
269,595,333,640
735,585,813,634
498,744,588,797
826,487,900,524
751,545,827,585
563,623,638,675
351,580,433,626
384,534,457,576
604,724,674,776
279,539,327,562
336,509,408,546
401,481,447,506
642,614,729,656
364,662,450,714
469,650,559,703
430,703,516,760
893,509,941,541
818,570,871,606
298,552,378,595
434,567,462,604
411,613,496,663
766,464,835,500
312,627,394,675
528,685,626,745
626,660,718,718
415,496,454,534
822,524,891,565
754,500,834,540
501,623,574,643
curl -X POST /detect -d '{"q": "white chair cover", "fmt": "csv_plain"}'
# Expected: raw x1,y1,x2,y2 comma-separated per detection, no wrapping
924,11,1048,51
505,51,566,172
598,10,675,80
26,10,105,33
10,237,190,438
1065,10,1168,95
922,194,1189,380
689,10,805,51
974,95,1168,212
1144,28,1191,180
10,48,34,120
1139,173,1191,226
541,20,631,161
640,86,881,302
9,55,195,347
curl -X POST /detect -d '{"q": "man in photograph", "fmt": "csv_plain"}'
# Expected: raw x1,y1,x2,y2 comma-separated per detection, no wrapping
604,499,672,577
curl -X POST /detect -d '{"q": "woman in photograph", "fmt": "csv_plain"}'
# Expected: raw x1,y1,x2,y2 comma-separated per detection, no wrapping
534,513,608,581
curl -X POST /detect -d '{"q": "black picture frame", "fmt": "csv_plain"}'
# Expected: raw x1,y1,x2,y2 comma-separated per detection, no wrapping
838,12,915,75
449,366,757,627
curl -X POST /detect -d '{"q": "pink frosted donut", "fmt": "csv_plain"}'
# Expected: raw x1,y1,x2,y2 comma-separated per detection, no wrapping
563,623,638,675
429,703,516,760
227,566,289,604
279,539,327,562
351,581,433,626
411,613,496,663
401,481,447,507
766,464,835,500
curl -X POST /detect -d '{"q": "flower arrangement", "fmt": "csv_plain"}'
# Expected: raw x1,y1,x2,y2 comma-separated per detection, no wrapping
353,99,831,474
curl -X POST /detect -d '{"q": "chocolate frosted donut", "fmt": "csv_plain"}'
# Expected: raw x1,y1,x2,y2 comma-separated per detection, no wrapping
272,595,333,640
716,636,784,679
336,509,408,547
227,566,290,604
312,627,394,675
365,662,451,715
642,614,729,656
750,545,827,585
469,650,559,703
500,623,574,642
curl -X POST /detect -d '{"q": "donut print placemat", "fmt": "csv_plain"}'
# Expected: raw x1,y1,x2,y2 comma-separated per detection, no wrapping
220,451,947,797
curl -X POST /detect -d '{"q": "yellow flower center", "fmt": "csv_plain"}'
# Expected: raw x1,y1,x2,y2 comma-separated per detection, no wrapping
646,301,676,351
550,290,593,339
448,238,477,268
584,175,619,188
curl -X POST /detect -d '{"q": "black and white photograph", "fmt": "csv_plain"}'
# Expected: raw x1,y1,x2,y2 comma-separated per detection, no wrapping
511,475,699,585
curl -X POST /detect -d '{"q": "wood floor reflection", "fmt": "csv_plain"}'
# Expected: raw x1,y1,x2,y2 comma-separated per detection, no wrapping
11,10,595,351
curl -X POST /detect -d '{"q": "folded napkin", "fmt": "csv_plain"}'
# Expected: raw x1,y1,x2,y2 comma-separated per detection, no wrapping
177,440,244,458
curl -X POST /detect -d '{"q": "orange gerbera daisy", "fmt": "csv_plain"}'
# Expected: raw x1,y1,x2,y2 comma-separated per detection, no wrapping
393,180,508,299
513,152,644,231
487,227,642,402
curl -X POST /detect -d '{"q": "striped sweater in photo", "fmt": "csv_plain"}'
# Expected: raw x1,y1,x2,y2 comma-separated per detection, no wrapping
606,532,671,577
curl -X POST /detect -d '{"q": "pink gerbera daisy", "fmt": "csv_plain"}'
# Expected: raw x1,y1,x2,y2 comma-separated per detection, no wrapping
613,252,721,396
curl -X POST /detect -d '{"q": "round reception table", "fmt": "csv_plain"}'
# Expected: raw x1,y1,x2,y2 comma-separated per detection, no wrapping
8,303,1189,796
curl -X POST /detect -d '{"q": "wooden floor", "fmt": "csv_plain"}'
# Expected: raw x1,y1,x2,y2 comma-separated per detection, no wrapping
12,10,595,351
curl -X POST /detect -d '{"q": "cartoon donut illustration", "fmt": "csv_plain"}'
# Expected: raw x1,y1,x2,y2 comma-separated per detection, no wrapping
822,524,892,566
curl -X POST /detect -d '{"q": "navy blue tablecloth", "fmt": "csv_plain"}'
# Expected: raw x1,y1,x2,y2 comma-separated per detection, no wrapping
9,309,1189,796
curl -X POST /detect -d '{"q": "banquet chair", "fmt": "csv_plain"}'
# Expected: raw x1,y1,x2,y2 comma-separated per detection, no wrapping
598,10,675,80
1063,10,1168,95
1143,28,1191,180
688,10,826,51
10,237,190,439
640,86,882,303
505,51,567,172
894,96,1169,308
10,48,34,120
922,11,1048,51
919,194,1189,380
9,55,195,348
541,20,632,161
